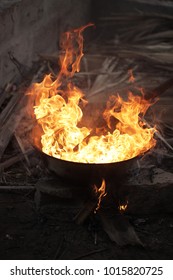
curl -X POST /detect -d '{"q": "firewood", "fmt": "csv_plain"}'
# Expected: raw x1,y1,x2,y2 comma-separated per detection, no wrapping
73,199,98,225
14,133,31,167
98,208,143,246
0,107,25,160
30,64,47,84
0,92,22,126
0,66,46,161
74,181,106,224
0,149,33,170
73,183,143,246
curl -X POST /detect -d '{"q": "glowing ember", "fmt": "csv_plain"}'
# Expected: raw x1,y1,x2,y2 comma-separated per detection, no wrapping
29,24,156,164
119,201,128,213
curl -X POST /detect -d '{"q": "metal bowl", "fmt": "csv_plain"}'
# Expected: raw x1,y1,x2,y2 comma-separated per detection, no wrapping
35,144,138,187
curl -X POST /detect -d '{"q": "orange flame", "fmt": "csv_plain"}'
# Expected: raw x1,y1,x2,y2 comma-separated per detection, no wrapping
94,179,107,212
119,201,128,213
29,24,156,164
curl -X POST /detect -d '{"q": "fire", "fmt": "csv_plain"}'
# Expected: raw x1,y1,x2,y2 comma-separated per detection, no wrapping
29,24,156,164
94,179,107,212
119,201,128,213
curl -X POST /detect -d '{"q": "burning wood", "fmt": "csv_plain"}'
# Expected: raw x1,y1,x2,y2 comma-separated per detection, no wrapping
74,179,106,225
94,179,107,212
74,178,142,246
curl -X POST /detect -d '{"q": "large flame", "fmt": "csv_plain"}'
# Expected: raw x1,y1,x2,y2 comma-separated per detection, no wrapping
29,24,156,164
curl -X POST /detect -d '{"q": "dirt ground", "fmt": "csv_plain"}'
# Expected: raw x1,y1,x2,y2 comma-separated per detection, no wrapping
0,183,173,260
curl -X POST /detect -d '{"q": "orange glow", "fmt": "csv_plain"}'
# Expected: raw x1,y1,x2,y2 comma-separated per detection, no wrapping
119,201,128,212
29,24,156,164
94,179,107,212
